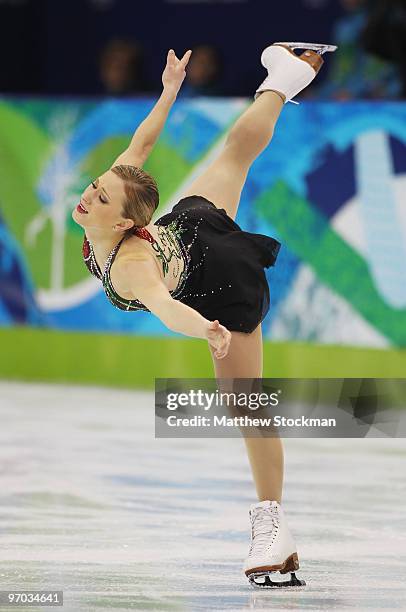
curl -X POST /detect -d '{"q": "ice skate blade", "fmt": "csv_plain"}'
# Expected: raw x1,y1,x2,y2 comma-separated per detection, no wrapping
248,571,306,589
274,42,337,55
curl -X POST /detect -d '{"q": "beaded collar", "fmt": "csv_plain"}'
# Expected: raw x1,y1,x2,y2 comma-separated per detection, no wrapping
82,227,163,278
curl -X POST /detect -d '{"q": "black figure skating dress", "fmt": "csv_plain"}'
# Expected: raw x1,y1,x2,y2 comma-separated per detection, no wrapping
82,195,281,333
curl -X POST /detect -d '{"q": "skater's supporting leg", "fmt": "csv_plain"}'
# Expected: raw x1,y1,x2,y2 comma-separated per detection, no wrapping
181,92,284,220
244,437,284,503
207,324,284,503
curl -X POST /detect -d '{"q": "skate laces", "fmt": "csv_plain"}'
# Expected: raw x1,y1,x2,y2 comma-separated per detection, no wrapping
249,506,279,555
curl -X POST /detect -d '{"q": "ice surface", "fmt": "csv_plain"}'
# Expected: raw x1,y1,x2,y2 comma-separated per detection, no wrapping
0,381,405,611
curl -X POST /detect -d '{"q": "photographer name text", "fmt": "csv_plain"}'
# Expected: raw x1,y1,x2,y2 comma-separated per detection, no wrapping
166,415,336,428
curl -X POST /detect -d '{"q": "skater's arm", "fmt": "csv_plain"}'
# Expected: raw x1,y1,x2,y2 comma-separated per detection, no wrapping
116,256,231,358
112,49,192,168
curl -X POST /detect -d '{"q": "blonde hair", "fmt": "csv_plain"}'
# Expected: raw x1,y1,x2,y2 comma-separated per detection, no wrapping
111,164,159,238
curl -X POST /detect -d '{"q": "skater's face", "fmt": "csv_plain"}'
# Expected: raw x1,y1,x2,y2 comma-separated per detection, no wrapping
72,170,134,234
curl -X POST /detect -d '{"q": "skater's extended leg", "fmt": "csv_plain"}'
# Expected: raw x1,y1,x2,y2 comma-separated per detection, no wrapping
181,91,284,220
208,324,284,502
181,42,329,222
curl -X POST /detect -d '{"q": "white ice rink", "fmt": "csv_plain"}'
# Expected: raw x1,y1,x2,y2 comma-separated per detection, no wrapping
0,381,405,611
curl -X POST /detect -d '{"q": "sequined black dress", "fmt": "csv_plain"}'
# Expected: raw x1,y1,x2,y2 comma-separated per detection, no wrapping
83,195,281,334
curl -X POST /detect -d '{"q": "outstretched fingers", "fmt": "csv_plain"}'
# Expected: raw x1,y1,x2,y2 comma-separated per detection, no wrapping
180,49,192,69
167,49,176,64
166,48,191,69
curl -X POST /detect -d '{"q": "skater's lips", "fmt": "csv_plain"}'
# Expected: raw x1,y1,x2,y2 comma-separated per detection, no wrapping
77,201,88,214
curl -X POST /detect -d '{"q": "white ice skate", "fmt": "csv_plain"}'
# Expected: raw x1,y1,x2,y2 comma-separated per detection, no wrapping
255,41,338,104
243,500,305,588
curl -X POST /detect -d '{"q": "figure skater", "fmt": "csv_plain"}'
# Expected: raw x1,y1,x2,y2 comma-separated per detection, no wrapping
72,42,336,588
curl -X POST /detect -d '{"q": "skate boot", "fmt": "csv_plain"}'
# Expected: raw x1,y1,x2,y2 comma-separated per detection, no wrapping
255,41,337,104
243,500,305,588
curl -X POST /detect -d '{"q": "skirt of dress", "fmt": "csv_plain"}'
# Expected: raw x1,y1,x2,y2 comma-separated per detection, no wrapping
154,195,281,333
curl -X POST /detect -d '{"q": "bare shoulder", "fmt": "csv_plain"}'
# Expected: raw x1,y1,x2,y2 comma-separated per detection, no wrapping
112,237,161,295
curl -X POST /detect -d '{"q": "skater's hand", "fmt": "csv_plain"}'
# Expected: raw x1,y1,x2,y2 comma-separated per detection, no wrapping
162,49,192,96
206,320,231,359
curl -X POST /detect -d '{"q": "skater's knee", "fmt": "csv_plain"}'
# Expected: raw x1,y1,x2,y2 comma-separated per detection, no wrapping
226,123,252,148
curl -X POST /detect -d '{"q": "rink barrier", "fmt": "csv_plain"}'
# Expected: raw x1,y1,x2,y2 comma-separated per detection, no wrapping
0,327,405,389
